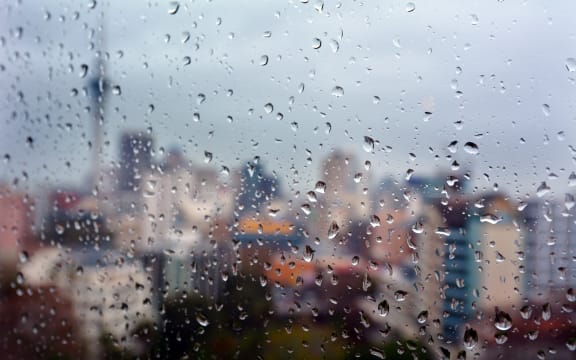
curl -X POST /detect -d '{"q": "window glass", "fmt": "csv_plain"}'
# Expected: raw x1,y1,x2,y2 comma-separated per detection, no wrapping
1,1,576,359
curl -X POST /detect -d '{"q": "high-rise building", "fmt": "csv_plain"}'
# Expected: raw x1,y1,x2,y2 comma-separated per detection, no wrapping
407,173,476,343
236,160,280,215
118,131,154,192
522,199,576,300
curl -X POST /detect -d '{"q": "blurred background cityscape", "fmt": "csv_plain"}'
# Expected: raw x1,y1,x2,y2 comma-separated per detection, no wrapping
1,129,575,359
1,0,576,359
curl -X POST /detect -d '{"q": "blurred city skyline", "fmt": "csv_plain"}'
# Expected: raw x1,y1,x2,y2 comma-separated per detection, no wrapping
1,0,576,198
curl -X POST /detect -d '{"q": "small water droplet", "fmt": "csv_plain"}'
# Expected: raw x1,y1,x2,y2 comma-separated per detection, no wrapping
542,104,551,116
328,221,340,239
435,227,451,236
168,2,180,15
394,290,407,301
79,64,88,78
204,151,213,163
377,300,389,317
19,251,29,263
495,332,508,344
417,310,428,324
351,256,360,266
196,313,209,326
264,103,274,114
312,38,322,49
370,347,385,359
112,85,122,95
565,58,576,72
303,245,315,262
328,39,339,53
567,288,576,302
541,303,551,321
55,224,65,235
569,172,576,187
331,86,344,97
470,14,480,25
405,2,416,12
197,93,206,104
411,221,423,234
298,82,305,94
259,55,269,66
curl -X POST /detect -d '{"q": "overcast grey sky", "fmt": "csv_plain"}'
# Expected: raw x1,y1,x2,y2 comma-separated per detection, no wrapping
1,0,576,200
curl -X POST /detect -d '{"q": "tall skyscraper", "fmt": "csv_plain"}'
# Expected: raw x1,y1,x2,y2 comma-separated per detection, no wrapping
118,131,154,192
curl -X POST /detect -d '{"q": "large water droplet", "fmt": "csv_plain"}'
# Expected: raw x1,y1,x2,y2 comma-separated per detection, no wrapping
494,310,512,331
417,310,428,324
303,245,315,262
520,305,533,319
447,140,458,153
369,347,385,359
463,327,478,350
480,213,502,225
536,182,551,197
315,181,326,193
328,221,340,239
363,136,375,152
463,142,479,155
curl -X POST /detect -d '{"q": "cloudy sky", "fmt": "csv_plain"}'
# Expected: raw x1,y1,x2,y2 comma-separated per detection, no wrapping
1,0,575,200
